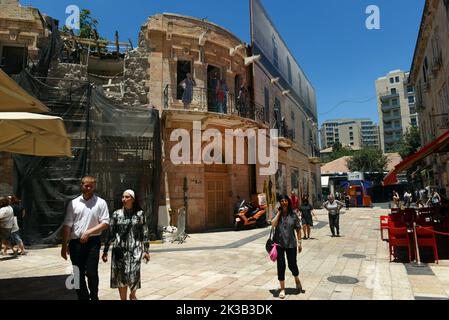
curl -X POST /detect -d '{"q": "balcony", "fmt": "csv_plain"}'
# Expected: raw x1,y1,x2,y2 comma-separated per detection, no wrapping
383,113,401,122
381,104,400,112
384,136,400,144
163,84,267,128
379,92,399,103
384,126,402,133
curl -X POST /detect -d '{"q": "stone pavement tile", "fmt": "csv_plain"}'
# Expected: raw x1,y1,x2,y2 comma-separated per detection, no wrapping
391,287,414,300
187,288,221,299
163,287,200,300
431,266,449,284
408,275,448,297
141,294,165,300
352,286,373,299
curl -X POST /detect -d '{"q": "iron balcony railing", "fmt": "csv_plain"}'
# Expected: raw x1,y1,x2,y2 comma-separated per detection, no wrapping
163,84,267,124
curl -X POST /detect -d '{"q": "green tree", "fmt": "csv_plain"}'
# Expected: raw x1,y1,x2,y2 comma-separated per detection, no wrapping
398,126,423,187
347,148,389,183
398,126,421,160
63,9,98,37
323,143,355,163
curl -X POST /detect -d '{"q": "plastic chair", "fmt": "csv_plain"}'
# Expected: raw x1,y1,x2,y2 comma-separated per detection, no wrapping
401,208,417,224
416,226,439,264
390,213,405,227
380,216,389,241
388,222,412,263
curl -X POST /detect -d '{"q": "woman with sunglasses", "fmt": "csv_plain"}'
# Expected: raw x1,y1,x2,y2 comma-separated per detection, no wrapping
271,195,304,299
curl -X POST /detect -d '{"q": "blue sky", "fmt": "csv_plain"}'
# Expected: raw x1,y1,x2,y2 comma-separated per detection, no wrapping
22,0,425,126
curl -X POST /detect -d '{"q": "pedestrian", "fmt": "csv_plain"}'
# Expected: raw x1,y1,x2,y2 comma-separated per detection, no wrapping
271,195,304,299
7,196,25,231
237,85,249,117
427,189,441,207
290,191,300,215
299,196,316,240
323,194,344,237
180,73,196,109
7,196,26,255
61,176,110,300
102,190,150,301
403,190,412,208
216,78,227,114
0,197,14,256
392,190,400,209
418,188,427,208
344,193,350,210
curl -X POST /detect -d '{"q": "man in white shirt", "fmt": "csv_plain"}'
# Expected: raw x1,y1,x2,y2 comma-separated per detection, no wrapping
61,176,110,300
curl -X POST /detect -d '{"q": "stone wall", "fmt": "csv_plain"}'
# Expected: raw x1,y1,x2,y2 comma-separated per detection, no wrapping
48,62,88,81
120,45,151,106
0,152,13,196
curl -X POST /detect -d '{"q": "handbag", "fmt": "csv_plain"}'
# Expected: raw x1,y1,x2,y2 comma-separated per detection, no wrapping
265,227,276,254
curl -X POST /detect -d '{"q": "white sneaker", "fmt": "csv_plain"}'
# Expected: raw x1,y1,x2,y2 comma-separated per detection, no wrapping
279,290,286,299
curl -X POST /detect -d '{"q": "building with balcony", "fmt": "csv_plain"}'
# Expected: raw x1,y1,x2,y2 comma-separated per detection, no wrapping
142,9,321,232
376,70,418,153
320,119,379,149
409,0,449,194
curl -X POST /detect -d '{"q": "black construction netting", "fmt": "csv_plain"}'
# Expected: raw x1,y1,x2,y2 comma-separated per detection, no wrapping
12,71,162,245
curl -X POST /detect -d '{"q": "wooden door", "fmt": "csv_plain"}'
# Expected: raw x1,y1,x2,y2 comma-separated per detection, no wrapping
205,177,228,229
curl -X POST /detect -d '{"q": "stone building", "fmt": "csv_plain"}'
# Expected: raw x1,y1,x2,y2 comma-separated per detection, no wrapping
139,13,321,232
0,0,321,233
409,0,449,193
0,0,46,75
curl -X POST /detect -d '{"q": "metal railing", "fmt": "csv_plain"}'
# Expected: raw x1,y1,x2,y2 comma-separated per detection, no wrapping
163,84,267,124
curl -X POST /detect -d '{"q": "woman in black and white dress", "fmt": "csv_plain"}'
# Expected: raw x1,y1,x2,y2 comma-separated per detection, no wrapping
102,190,150,300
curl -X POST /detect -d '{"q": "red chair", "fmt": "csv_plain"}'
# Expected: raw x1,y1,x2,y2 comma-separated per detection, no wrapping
380,216,389,241
390,213,406,227
388,222,412,263
416,226,439,264
401,208,417,224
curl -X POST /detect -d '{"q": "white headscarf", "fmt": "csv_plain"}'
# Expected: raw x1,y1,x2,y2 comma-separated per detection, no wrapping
123,189,135,199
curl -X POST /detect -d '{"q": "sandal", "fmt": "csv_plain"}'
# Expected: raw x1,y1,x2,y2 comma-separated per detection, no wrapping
279,290,286,299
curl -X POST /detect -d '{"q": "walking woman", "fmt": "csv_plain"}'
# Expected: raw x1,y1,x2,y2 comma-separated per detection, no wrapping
271,195,304,299
323,194,344,237
299,196,316,240
102,190,150,300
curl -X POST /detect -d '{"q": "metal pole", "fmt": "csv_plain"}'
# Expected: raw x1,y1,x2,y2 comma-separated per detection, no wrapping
411,221,426,268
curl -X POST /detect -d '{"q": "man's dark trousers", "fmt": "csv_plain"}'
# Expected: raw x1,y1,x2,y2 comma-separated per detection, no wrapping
69,236,101,300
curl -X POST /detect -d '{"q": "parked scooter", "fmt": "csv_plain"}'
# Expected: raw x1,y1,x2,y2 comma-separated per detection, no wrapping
234,200,268,230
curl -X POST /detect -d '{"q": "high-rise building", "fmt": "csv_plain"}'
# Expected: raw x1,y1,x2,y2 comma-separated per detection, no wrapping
320,119,379,149
375,70,418,153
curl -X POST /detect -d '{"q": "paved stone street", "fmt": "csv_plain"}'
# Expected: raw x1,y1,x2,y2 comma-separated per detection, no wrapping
1,204,449,300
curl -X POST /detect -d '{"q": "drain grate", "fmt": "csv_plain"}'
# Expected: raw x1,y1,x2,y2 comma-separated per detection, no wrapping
327,276,359,285
343,254,366,259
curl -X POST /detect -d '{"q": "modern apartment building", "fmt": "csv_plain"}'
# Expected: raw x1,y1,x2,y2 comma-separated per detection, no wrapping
375,70,418,153
320,119,379,149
